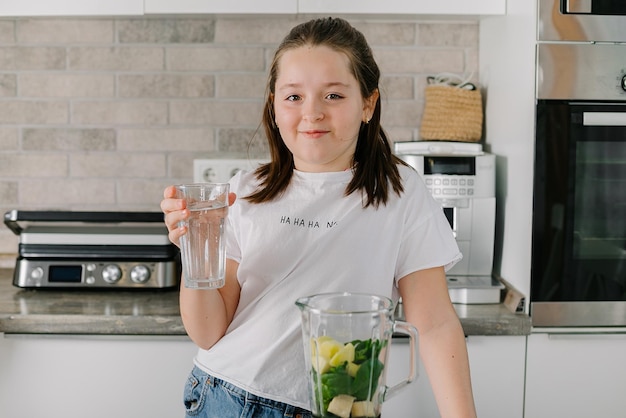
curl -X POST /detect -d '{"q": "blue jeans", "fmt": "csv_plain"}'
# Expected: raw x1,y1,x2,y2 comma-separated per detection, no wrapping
183,366,312,418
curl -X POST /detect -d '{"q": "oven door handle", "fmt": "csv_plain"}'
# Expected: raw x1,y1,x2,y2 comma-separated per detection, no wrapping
548,332,626,340
564,0,592,14
583,112,626,126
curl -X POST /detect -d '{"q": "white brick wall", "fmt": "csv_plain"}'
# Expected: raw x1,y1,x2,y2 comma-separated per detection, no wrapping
0,16,478,260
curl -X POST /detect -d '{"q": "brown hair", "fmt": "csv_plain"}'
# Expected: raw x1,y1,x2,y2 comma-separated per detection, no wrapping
246,17,406,208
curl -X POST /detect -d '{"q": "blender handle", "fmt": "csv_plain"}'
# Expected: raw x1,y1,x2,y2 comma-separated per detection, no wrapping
384,320,419,401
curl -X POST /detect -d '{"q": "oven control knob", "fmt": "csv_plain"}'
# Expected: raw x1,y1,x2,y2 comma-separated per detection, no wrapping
622,74,626,91
102,264,122,284
130,265,151,284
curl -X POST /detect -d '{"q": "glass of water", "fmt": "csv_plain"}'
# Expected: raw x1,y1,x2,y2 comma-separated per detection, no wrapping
174,183,229,289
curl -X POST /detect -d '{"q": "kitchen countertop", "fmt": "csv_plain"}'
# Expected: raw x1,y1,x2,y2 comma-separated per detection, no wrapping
0,269,530,336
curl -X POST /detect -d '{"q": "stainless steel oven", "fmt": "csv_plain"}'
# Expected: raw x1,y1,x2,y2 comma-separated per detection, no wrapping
531,0,626,327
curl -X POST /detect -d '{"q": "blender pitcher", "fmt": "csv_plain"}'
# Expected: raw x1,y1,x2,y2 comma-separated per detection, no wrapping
295,292,418,418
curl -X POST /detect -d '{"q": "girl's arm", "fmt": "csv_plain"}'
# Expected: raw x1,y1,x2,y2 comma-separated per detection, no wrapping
179,258,241,349
398,266,477,418
161,185,241,349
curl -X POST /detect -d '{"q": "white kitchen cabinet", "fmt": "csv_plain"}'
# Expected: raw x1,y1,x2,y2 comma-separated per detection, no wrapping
1,0,505,17
145,0,504,16
144,0,297,14
467,335,526,418
525,330,626,418
384,335,526,418
0,333,526,418
0,333,197,418
0,0,143,16
298,0,506,16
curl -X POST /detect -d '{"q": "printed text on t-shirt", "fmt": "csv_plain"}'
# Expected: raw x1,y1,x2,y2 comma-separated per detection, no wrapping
280,215,337,228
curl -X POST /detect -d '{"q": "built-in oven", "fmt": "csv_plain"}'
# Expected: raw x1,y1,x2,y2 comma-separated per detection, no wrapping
531,0,626,327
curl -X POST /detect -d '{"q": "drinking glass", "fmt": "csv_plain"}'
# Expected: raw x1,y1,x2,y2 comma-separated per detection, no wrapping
175,183,229,289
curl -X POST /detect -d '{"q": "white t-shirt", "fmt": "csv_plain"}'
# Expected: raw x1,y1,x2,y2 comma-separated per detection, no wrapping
193,164,461,409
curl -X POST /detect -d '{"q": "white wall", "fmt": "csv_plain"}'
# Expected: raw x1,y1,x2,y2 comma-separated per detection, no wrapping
479,0,537,305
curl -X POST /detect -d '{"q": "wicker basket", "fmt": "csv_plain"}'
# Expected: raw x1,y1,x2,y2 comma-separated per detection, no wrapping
420,84,483,142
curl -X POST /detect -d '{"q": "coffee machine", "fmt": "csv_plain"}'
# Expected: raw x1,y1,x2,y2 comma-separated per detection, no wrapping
394,141,502,303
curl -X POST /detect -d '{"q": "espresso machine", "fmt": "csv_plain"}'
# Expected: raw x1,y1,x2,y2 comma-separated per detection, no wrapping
394,141,503,303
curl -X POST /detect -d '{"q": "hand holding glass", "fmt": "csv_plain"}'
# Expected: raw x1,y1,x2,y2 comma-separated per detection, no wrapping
175,183,229,289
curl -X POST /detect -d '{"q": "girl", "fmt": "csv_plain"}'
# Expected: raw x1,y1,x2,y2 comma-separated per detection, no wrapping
161,17,477,418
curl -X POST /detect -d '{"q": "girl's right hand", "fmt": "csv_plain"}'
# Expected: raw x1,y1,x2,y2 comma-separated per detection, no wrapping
160,185,188,248
160,186,237,248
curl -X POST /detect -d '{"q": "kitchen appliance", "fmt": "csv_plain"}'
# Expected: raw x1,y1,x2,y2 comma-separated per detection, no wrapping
394,141,502,304
531,0,626,327
295,292,418,418
558,0,626,15
539,0,626,43
4,210,179,289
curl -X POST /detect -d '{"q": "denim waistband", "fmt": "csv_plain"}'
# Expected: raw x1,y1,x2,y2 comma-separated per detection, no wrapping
203,370,310,417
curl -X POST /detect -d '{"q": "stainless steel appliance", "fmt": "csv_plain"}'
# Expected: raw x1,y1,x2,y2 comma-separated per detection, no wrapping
4,210,179,289
531,0,626,326
558,0,626,15
394,141,502,303
539,0,626,43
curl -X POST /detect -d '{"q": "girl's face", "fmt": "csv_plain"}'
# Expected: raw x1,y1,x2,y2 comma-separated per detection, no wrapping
273,45,378,173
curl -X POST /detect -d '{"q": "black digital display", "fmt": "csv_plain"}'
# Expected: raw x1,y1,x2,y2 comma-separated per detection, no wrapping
424,157,475,175
48,266,82,283
443,207,454,229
